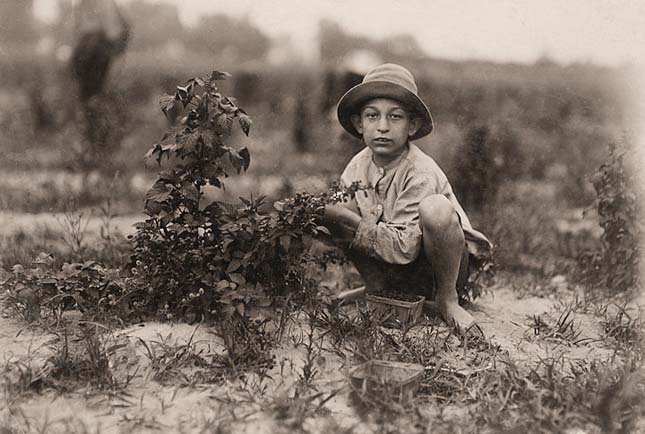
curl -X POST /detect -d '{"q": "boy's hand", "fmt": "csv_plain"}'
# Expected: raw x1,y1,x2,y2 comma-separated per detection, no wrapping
323,204,358,224
322,203,361,235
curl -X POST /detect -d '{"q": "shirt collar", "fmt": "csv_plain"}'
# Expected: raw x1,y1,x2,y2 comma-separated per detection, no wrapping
370,143,410,172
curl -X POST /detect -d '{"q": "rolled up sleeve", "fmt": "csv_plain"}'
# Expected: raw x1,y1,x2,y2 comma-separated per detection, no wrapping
352,174,432,264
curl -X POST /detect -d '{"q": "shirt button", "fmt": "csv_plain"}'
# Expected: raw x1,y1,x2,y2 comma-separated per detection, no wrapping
379,168,385,175
377,205,383,212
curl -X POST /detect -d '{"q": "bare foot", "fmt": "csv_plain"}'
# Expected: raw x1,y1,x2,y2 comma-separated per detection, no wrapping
439,300,476,334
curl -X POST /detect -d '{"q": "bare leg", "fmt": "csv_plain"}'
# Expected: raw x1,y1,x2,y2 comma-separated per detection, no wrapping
344,249,387,293
419,195,475,332
320,198,388,294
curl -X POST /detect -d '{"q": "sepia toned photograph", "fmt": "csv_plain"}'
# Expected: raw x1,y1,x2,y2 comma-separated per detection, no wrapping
1,0,644,432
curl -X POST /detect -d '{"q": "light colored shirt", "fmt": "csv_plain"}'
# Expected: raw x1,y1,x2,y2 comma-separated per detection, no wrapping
340,143,492,264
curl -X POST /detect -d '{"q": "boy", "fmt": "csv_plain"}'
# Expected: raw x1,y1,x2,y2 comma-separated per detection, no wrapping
323,63,492,332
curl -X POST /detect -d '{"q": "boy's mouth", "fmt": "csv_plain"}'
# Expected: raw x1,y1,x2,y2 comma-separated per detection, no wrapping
374,138,392,143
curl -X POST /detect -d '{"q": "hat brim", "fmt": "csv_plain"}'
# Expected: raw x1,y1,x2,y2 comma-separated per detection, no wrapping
337,80,433,140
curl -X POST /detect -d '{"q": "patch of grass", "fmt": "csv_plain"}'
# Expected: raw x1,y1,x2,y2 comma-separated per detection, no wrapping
1,324,136,408
528,308,591,346
1,353,48,404
42,325,133,392
0,227,64,271
137,327,209,385
210,316,276,382
460,355,645,434
600,303,644,352
266,389,338,432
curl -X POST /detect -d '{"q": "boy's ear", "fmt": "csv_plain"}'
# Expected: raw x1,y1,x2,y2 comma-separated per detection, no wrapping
408,117,422,137
350,114,363,135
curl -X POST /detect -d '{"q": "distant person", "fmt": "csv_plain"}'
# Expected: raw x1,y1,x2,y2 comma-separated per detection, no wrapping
322,64,492,332
69,0,130,171
70,0,129,102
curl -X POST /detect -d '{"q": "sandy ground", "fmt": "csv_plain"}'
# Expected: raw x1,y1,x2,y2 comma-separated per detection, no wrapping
1,280,638,434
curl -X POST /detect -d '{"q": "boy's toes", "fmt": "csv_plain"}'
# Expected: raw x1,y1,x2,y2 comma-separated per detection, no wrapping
441,302,477,335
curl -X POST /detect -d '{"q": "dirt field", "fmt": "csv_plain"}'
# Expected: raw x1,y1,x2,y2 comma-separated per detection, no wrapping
2,272,643,433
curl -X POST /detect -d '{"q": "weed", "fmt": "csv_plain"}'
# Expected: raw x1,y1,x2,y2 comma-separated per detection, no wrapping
0,227,62,271
347,306,401,362
57,201,92,262
137,327,209,384
597,359,645,434
3,252,142,326
528,308,590,346
266,389,339,431
292,314,324,393
1,354,48,403
600,303,644,351
42,324,134,392
397,324,451,366
211,315,276,381
119,413,168,432
310,301,362,353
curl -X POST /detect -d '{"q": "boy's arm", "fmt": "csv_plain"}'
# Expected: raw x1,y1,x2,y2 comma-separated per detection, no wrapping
321,203,361,243
350,173,434,265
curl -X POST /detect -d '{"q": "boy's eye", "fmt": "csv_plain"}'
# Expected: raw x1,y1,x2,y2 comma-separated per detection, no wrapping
390,113,404,120
365,113,378,120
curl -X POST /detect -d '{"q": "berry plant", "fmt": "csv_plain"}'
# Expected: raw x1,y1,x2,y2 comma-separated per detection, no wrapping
578,141,642,293
130,71,366,322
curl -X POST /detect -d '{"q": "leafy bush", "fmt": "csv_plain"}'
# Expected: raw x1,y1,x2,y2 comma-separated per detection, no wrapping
578,142,642,293
2,253,132,323
130,71,364,322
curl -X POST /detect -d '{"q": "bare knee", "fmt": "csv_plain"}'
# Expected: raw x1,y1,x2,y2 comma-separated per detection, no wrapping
418,195,462,235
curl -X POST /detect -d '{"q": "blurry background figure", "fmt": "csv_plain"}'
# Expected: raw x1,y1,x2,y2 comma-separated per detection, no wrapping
452,125,498,212
70,0,130,172
70,0,129,102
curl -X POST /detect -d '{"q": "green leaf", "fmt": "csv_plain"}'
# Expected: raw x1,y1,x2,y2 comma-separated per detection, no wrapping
229,153,243,173
235,302,245,316
146,181,172,202
226,259,241,273
216,280,231,290
159,93,178,115
316,225,332,236
216,152,237,176
203,163,223,185
178,130,203,152
215,114,233,136
239,147,251,171
176,85,189,98
34,252,54,265
229,273,246,286
210,70,231,81
237,112,252,136
180,182,199,202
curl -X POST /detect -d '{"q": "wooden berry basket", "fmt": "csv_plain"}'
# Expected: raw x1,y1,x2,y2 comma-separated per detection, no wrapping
349,360,424,402
365,292,425,327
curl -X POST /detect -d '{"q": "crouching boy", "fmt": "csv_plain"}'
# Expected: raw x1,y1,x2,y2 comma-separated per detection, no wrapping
323,63,492,332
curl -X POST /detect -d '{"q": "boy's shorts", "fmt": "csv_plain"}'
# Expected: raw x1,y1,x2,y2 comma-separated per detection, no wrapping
345,243,472,300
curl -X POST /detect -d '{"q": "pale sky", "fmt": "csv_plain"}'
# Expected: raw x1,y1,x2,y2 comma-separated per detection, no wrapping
34,0,645,66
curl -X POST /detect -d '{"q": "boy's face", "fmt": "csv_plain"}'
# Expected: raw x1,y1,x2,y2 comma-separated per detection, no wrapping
350,98,421,166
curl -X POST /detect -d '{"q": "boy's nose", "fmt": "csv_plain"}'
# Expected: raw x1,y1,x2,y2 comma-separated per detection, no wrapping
377,118,390,132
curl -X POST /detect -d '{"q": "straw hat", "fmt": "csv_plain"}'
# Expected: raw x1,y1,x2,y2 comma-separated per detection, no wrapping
337,63,433,140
